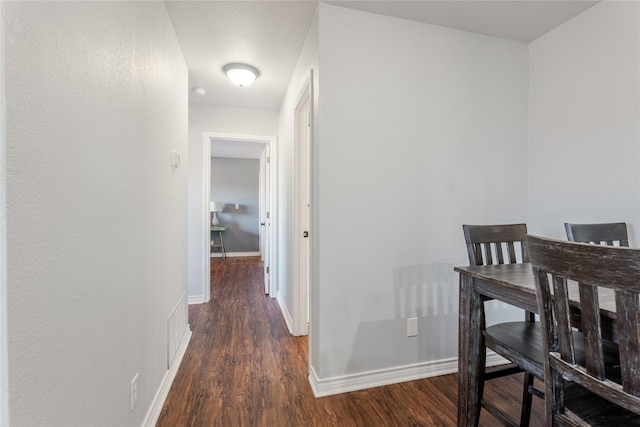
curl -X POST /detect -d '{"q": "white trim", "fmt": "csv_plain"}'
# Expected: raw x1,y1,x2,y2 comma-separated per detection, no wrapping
201,134,212,303
188,295,204,305
309,359,457,397
142,326,192,427
210,251,261,258
309,352,509,397
485,351,511,367
277,294,294,334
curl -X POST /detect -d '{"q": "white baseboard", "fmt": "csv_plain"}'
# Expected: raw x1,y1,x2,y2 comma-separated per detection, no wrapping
277,294,294,335
211,251,260,258
308,351,509,397
142,326,192,427
486,351,510,367
188,295,204,305
309,357,457,397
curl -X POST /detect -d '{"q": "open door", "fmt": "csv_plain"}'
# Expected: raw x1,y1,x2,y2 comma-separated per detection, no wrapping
259,145,271,294
293,77,312,336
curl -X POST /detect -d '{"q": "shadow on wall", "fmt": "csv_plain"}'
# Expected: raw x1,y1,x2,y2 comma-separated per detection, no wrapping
210,209,259,253
344,262,458,375
344,261,517,375
219,218,259,250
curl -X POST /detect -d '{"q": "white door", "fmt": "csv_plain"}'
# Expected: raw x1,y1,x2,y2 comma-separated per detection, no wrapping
294,78,311,336
260,146,271,294
299,101,310,331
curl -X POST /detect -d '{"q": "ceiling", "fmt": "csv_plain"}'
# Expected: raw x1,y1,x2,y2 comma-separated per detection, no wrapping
165,1,319,111
164,0,598,158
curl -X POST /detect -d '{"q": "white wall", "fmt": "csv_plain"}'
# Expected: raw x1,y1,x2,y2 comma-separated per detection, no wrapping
210,157,260,253
187,105,277,300
4,2,188,425
0,1,8,423
528,1,640,240
313,4,529,380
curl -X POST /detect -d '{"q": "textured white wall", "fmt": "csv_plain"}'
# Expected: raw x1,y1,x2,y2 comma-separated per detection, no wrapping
5,2,188,425
187,105,277,300
528,1,640,241
0,1,8,424
314,4,529,379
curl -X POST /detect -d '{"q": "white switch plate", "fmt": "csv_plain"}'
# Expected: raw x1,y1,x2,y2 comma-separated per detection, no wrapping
407,317,418,337
171,151,181,167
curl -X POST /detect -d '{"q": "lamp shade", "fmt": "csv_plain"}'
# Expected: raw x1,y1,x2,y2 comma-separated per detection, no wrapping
210,201,223,212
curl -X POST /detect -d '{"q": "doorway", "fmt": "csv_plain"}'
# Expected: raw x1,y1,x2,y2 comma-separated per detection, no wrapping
201,132,277,303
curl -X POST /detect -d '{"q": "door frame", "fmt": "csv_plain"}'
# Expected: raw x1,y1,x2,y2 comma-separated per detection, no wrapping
201,132,277,302
292,76,312,336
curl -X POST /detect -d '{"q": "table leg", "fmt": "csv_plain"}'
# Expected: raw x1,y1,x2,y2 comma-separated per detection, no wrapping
458,273,483,427
219,231,226,259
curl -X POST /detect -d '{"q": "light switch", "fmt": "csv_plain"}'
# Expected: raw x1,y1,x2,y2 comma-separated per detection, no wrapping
171,151,181,168
235,203,239,209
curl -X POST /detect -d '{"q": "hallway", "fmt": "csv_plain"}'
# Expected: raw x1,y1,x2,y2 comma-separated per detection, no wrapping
156,257,541,426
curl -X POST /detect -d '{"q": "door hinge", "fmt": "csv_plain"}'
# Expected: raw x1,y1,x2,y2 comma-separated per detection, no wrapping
267,156,270,163
303,231,309,238
266,211,270,219
266,266,270,274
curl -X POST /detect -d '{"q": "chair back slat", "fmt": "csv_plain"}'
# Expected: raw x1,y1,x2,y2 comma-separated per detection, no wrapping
565,222,629,247
506,242,517,264
481,242,494,264
578,283,605,380
528,235,640,419
551,276,575,365
494,242,505,264
463,224,528,266
616,290,640,396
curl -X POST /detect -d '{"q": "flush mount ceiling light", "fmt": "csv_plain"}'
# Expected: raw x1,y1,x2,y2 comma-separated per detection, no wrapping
222,63,259,87
192,87,206,95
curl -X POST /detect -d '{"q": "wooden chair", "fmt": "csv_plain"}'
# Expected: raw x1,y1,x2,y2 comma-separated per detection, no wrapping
565,222,630,332
463,224,543,427
564,222,629,246
528,235,638,426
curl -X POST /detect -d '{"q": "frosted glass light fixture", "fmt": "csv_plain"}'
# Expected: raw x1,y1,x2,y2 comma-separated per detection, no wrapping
223,63,259,87
210,201,223,226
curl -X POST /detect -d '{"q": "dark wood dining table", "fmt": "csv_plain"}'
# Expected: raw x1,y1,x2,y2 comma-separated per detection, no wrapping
455,262,617,427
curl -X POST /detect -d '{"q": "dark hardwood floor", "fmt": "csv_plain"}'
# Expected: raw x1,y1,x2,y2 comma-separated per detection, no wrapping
157,257,544,426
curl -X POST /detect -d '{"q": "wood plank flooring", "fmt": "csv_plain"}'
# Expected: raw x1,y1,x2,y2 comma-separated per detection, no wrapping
157,257,544,426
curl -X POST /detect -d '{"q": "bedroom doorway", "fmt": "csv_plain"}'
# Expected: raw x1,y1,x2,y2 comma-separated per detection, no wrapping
201,132,277,302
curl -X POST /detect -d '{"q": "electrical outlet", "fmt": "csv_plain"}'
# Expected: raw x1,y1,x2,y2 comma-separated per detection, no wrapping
407,317,418,337
131,373,139,410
